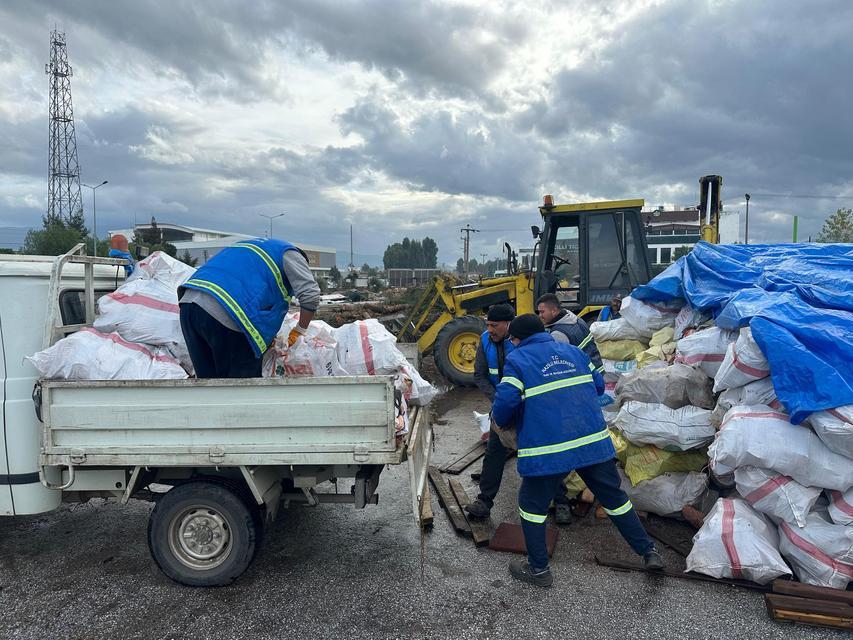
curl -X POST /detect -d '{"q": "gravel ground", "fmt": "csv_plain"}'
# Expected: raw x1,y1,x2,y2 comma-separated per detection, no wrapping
0,386,847,640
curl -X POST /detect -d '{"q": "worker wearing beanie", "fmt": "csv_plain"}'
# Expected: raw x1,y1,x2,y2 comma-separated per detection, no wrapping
464,304,516,519
491,313,663,587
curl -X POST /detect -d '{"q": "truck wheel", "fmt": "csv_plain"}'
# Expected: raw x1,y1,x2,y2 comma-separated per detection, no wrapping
433,316,485,387
147,481,259,587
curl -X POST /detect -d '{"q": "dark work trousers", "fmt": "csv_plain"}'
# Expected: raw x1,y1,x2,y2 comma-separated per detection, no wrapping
476,428,510,508
179,303,262,378
518,459,655,570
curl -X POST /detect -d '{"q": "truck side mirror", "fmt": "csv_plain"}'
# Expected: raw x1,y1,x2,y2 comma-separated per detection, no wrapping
531,225,541,239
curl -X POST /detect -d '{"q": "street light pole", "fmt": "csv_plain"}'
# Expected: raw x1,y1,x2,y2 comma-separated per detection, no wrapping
82,180,108,256
259,212,285,238
744,193,751,244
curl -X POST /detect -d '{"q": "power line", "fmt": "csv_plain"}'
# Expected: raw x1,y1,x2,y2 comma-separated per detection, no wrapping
745,193,853,200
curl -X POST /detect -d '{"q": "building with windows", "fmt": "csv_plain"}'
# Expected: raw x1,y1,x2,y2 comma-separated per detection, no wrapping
108,222,336,279
642,208,740,265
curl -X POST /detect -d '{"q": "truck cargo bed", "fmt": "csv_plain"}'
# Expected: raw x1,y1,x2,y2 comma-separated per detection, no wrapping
38,376,407,467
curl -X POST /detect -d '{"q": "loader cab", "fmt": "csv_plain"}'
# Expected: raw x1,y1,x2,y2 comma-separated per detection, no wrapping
534,199,652,319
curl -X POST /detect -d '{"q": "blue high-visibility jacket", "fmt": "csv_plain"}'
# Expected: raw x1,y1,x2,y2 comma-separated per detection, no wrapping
481,332,515,387
181,238,300,357
492,332,613,477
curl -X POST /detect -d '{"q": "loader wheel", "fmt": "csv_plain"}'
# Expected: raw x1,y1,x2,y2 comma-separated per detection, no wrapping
148,481,259,587
434,316,485,387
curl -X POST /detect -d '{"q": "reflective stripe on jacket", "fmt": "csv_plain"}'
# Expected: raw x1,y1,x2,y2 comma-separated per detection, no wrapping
492,332,612,477
181,238,299,357
481,331,515,387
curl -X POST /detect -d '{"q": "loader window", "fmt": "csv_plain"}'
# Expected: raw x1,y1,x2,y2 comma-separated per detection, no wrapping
551,225,580,302
587,214,629,290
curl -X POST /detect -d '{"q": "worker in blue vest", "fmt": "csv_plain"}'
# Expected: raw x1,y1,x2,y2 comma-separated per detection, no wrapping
492,314,663,587
465,304,516,519
178,237,321,378
596,295,623,322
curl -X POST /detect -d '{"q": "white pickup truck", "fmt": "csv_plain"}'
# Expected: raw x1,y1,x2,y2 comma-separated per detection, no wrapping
0,247,431,586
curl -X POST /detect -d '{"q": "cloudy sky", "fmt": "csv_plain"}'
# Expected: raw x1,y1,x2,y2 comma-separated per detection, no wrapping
1,0,851,264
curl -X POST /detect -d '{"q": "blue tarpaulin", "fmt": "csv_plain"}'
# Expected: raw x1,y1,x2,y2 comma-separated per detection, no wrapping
631,242,853,423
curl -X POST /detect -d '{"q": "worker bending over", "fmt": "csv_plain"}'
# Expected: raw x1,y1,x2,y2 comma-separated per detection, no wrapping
465,304,515,519
491,314,663,587
178,237,321,378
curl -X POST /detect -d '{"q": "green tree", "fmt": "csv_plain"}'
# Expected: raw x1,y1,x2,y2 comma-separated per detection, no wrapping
21,221,85,256
456,257,465,274
816,208,853,243
178,250,198,267
132,217,177,257
0,248,16,254
673,245,693,260
361,262,371,273
382,237,439,269
328,265,342,287
368,276,384,292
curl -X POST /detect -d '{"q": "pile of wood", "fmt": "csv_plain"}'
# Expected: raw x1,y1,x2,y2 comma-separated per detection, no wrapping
766,580,853,630
315,303,408,327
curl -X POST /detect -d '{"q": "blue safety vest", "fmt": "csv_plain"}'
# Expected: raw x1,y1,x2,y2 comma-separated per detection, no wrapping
481,332,515,387
181,238,300,357
492,332,613,477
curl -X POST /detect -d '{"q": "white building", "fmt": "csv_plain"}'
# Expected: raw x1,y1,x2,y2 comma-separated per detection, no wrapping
108,222,336,279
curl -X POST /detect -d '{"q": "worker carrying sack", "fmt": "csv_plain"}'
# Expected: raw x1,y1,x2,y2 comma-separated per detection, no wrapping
734,466,820,528
778,511,853,589
713,327,770,393
806,405,853,459
613,401,714,451
675,326,737,378
709,405,853,492
686,497,792,585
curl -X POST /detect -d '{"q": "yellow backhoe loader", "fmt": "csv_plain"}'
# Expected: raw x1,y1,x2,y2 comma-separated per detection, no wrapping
398,198,655,385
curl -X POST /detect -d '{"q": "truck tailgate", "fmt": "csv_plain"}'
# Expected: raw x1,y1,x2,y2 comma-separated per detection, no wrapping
38,376,401,467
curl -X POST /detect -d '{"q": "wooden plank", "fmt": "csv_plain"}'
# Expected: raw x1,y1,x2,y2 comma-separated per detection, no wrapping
594,556,772,592
644,519,694,557
442,441,487,474
427,466,470,536
448,477,491,547
772,579,853,606
420,484,434,528
766,594,853,630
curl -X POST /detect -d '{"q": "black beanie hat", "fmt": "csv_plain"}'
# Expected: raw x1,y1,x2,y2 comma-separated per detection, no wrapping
509,313,545,341
486,304,515,322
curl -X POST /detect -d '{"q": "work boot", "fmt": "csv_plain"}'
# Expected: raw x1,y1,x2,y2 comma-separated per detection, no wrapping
554,503,572,525
464,499,491,519
643,548,665,571
509,559,553,587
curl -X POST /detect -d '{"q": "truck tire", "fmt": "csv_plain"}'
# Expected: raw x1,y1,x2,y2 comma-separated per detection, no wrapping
147,481,259,587
433,316,486,387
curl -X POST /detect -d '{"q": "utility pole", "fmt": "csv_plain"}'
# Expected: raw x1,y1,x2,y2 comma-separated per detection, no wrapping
744,193,750,244
82,180,108,255
259,212,284,238
460,224,480,276
349,224,354,270
45,29,84,229
480,252,488,275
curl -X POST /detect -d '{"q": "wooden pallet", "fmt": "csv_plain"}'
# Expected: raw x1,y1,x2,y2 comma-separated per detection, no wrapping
427,466,470,536
766,580,853,630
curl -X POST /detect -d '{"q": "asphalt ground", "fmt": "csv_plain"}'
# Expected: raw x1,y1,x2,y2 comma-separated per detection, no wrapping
0,385,847,640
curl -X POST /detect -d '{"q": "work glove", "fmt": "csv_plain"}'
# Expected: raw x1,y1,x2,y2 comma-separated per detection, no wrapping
287,325,307,347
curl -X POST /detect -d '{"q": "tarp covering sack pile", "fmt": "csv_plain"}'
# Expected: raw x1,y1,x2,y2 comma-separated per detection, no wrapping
629,242,853,425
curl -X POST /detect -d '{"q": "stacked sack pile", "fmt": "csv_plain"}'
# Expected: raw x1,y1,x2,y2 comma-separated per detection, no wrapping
263,314,437,436
588,242,853,588
28,254,437,437
28,252,195,380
